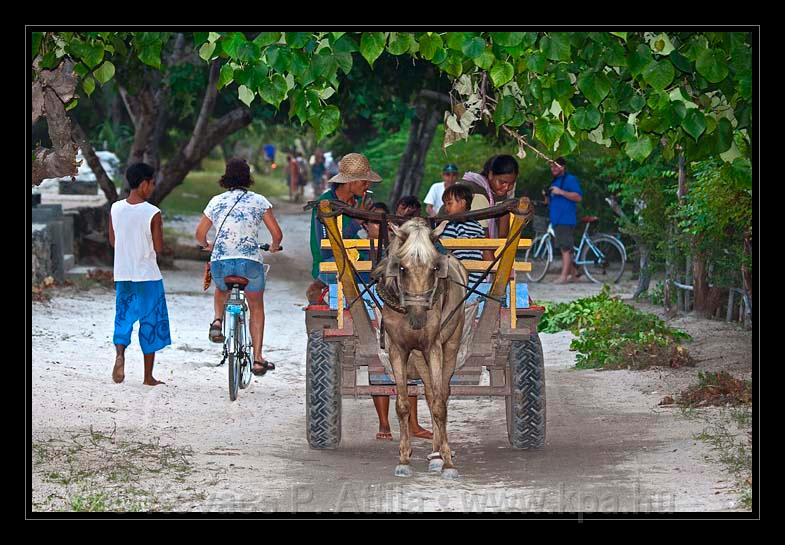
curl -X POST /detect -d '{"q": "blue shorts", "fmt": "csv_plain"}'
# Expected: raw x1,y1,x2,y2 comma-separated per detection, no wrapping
211,258,265,292
114,280,172,354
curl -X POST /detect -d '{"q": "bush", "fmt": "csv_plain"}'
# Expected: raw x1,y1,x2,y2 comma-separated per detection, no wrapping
538,286,692,369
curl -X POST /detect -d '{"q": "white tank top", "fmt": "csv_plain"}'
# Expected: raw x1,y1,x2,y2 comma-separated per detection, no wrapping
111,199,163,282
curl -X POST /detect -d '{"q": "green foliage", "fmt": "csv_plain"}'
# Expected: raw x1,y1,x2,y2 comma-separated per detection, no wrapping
537,286,691,369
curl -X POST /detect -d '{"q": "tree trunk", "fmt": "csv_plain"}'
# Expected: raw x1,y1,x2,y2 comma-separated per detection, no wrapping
388,89,450,209
388,101,441,208
692,250,711,316
72,121,118,203
633,243,652,299
741,230,753,327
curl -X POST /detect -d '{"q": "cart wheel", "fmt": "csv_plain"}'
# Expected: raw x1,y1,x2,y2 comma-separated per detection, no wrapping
306,329,342,449
506,333,546,449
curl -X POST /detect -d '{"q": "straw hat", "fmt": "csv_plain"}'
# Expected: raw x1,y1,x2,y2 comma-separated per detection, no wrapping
327,153,382,184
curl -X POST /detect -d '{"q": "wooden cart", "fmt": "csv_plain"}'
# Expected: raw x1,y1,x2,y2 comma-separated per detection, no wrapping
304,198,545,450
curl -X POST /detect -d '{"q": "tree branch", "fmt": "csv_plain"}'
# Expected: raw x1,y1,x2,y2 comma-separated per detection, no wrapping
72,121,119,203
184,60,221,161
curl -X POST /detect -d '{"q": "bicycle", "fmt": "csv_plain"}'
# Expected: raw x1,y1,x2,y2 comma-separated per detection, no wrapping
525,216,626,284
217,243,282,401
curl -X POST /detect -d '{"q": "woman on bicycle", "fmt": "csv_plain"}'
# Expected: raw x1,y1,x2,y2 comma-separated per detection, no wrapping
195,158,283,375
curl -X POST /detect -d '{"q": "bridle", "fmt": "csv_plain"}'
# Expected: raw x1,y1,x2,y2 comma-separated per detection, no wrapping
374,254,450,314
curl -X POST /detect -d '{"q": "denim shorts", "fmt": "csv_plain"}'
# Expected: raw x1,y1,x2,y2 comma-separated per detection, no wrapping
211,258,266,292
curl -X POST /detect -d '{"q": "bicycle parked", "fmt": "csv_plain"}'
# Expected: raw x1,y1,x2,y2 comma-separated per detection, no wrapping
525,214,626,284
217,243,281,401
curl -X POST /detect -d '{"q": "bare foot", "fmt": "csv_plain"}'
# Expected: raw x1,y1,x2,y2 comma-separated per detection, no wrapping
112,355,125,383
376,431,393,441
411,426,433,440
554,277,572,284
143,378,165,386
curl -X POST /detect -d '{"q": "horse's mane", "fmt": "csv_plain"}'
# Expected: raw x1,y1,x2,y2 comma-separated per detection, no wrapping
372,218,439,292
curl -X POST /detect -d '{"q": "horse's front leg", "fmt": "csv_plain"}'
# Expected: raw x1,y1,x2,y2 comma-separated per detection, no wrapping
389,342,414,477
424,343,458,479
410,352,442,472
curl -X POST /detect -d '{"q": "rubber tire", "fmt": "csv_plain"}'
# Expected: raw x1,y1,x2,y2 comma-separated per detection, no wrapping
525,234,553,282
580,235,626,284
227,315,240,401
506,334,546,449
306,329,342,449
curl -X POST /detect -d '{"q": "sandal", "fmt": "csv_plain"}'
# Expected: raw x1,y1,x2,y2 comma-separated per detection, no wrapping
252,359,275,376
209,318,225,343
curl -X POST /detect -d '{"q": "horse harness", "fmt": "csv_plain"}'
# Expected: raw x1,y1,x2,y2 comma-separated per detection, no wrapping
373,254,451,314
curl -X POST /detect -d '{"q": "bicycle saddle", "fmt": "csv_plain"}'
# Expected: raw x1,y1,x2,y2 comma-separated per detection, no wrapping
224,276,249,288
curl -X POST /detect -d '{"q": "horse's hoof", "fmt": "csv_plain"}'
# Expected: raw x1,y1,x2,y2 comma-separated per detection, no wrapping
442,468,459,480
394,464,414,478
428,458,444,473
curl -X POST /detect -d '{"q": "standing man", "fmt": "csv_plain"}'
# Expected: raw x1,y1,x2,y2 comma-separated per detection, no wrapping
544,157,583,284
423,163,459,217
108,162,172,386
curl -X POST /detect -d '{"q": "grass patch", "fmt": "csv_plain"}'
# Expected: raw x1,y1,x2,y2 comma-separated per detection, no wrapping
537,286,693,370
32,426,207,512
161,169,287,217
692,407,753,509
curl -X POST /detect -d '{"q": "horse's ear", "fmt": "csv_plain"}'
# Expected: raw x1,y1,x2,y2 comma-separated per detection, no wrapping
431,220,449,241
390,223,404,241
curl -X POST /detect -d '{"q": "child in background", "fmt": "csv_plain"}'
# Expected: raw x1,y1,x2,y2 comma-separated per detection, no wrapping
440,184,494,287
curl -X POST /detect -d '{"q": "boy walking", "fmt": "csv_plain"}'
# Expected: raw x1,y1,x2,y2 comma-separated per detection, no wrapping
108,163,171,386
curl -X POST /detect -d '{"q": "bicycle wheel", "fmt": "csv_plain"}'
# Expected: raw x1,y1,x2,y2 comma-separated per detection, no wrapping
525,234,552,282
227,313,240,401
239,319,252,389
580,235,626,284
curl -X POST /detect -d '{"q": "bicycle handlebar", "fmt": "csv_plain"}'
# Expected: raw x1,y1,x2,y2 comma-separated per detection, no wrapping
197,243,283,251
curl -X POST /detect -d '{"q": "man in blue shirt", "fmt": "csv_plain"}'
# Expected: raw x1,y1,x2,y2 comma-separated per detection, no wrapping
544,157,583,283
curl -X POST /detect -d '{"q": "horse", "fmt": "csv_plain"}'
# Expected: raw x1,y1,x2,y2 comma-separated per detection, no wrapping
372,217,468,479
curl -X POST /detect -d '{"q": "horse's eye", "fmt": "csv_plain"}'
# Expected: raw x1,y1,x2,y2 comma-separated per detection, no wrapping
399,266,405,272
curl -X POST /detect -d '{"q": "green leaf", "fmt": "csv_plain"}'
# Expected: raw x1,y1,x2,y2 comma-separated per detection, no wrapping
431,48,448,65
627,94,646,113
290,50,310,78
541,33,571,62
208,32,221,44
716,117,734,153
571,106,601,130
681,109,707,141
418,33,442,60
556,130,578,156
360,32,386,67
642,59,675,91
332,35,359,54
534,116,565,151
221,32,247,60
331,32,346,42
285,32,311,49
314,105,341,141
474,49,496,70
446,32,466,51
93,61,115,85
628,44,653,78
199,42,216,61
218,63,234,89
696,48,729,83
493,95,517,126
73,63,89,78
613,122,636,144
253,32,281,48
335,52,353,75
266,46,292,73
440,52,464,77
577,71,611,107
238,85,255,107
82,75,96,97
670,50,692,73
625,136,655,162
237,41,261,63
387,32,413,56
311,53,338,81
193,32,209,47
490,61,514,87
32,32,43,58
137,45,161,69
461,36,486,59
78,42,105,69
526,52,546,74
259,73,288,107
492,32,525,47
65,98,78,112
610,32,627,42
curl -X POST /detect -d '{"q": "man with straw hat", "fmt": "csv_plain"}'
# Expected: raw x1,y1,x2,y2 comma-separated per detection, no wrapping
307,153,382,304
306,153,433,442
